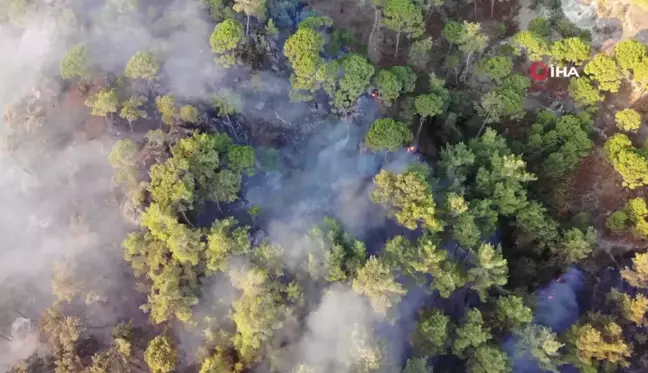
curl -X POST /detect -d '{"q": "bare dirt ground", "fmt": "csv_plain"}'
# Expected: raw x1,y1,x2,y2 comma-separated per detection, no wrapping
570,149,648,250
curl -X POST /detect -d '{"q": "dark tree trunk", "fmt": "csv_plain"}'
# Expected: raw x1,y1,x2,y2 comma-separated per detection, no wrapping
394,32,401,57
461,52,473,82
416,116,425,146
369,9,381,47
180,210,194,228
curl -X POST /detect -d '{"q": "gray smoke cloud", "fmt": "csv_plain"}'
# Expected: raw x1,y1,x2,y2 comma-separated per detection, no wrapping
503,267,586,373
0,1,425,371
279,285,395,373
534,267,585,333
0,0,234,368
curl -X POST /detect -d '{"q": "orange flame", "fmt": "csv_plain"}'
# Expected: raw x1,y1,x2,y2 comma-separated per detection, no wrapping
406,146,417,153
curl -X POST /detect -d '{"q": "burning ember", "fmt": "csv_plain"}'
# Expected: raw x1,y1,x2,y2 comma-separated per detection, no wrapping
371,90,381,100
406,146,417,153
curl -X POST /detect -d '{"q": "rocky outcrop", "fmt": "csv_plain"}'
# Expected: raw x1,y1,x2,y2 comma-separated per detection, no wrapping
561,0,623,47
561,0,648,46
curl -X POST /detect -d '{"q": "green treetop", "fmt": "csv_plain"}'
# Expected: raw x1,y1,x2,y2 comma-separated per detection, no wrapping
604,133,648,189
199,348,235,373
615,108,641,132
109,139,137,170
402,358,430,373
284,27,326,100
512,30,550,60
144,335,177,373
85,88,119,117
468,344,510,373
415,93,445,143
608,289,648,326
233,0,266,35
229,268,290,363
322,53,375,112
180,105,199,124
566,321,632,371
297,15,333,31
408,37,433,70
212,88,244,118
382,0,425,57
120,96,147,131
467,243,508,301
528,16,550,37
495,295,533,330
352,256,406,317
525,112,593,178
442,21,466,52
476,74,530,126
412,310,454,356
614,39,648,75
568,77,603,111
205,217,251,273
478,56,513,82
457,22,489,78
550,37,591,65
554,227,596,266
391,66,417,93
621,251,648,289
147,157,195,212
124,51,159,81
60,44,90,80
364,118,412,152
210,19,245,67
516,325,564,373
452,308,492,358
155,95,178,125
226,145,255,175
584,54,621,92
372,168,442,231
374,69,402,106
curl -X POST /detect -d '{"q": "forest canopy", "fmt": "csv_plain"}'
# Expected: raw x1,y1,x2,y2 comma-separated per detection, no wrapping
1,1,648,373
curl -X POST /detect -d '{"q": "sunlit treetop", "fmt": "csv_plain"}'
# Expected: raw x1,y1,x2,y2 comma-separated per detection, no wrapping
584,54,621,93
109,139,137,169
512,30,550,60
85,88,119,117
322,53,375,111
297,15,333,30
622,252,648,289
364,118,413,152
125,51,159,81
614,108,641,132
144,335,177,373
442,20,466,46
372,168,442,231
60,44,90,80
614,39,648,74
479,56,513,82
210,19,245,67
550,37,591,65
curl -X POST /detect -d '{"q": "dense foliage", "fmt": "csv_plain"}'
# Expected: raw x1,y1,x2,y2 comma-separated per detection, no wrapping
6,2,648,373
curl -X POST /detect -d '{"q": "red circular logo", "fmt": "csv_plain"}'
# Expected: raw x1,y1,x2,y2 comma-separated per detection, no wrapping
529,61,549,81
